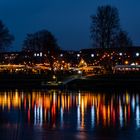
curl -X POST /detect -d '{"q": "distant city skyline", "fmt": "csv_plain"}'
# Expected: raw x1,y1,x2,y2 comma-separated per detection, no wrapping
0,0,140,51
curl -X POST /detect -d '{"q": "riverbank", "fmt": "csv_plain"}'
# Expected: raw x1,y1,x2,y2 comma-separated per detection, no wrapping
66,73,140,90
0,73,139,89
0,74,46,88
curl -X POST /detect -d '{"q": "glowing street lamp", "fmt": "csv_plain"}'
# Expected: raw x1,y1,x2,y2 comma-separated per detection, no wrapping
125,61,129,65
119,52,122,56
60,54,63,57
53,75,57,81
136,52,139,57
77,54,80,57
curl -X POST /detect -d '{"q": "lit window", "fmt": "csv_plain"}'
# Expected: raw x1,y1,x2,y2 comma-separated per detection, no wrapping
131,63,135,66
40,52,42,57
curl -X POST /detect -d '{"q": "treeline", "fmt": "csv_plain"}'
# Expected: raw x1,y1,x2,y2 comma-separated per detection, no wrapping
0,5,132,52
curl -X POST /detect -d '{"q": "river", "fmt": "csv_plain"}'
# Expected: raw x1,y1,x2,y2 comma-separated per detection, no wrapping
0,88,140,140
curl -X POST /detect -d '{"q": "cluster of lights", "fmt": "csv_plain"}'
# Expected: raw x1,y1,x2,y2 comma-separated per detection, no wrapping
1,49,140,72
34,52,43,57
1,91,140,128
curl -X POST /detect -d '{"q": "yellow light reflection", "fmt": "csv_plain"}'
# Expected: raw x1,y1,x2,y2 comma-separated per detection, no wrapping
0,90,137,129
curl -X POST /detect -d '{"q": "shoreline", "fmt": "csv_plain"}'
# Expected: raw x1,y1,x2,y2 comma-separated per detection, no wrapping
0,73,139,89
66,73,140,90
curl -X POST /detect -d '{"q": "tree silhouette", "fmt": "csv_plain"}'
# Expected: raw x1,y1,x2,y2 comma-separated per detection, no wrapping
116,30,132,48
0,20,14,51
23,29,60,70
91,5,120,48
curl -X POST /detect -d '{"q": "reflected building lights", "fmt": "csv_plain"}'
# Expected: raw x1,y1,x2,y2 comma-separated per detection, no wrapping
81,98,85,129
28,109,30,123
119,105,123,127
136,105,140,128
0,91,140,129
37,106,40,124
132,96,135,112
34,105,36,125
60,107,63,128
91,105,95,128
136,95,139,104
103,105,107,126
78,93,81,105
126,93,130,104
44,109,46,122
34,104,43,126
107,106,110,126
40,105,43,126
77,105,80,130
124,106,127,125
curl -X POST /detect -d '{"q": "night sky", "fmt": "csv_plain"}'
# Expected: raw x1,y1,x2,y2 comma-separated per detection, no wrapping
0,0,140,51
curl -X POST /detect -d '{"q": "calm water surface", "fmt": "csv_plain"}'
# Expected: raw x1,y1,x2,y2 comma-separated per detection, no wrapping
0,89,140,140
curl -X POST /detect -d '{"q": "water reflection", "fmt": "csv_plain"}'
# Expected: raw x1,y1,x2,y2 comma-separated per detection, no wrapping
91,105,95,128
0,90,140,130
136,105,140,128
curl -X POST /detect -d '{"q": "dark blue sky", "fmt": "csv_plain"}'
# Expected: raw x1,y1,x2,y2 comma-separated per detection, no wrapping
0,0,140,51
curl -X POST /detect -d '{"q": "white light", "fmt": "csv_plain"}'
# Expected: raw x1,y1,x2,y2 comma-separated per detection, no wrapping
40,52,42,57
136,52,139,57
91,106,95,128
77,105,80,130
91,54,94,57
119,105,123,127
77,54,80,57
37,107,39,122
78,70,82,74
34,53,36,57
40,105,43,125
60,107,63,128
60,54,63,57
78,93,81,105
131,96,135,112
136,106,140,128
131,63,135,66
119,53,122,56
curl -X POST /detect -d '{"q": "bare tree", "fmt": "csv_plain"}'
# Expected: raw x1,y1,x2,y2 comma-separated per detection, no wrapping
0,20,14,51
91,5,120,48
23,29,60,70
116,30,132,48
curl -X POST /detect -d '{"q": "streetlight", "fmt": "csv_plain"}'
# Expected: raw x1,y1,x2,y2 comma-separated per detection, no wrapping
136,52,139,57
91,54,94,57
77,54,80,57
119,52,122,56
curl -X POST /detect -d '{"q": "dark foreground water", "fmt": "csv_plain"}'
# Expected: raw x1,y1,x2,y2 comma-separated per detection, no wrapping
0,88,140,140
